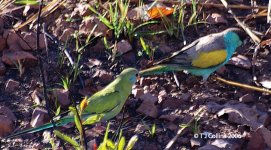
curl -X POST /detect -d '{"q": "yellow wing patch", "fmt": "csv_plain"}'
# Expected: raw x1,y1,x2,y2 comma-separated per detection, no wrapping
192,50,227,68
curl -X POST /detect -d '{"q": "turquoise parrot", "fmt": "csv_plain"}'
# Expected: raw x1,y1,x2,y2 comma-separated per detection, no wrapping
139,28,243,80
5,68,138,139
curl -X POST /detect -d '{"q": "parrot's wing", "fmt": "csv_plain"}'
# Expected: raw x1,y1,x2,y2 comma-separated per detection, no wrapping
154,38,200,65
154,33,227,69
83,88,123,114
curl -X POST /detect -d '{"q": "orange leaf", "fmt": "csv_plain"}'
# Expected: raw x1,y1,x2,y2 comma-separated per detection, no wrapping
147,6,174,19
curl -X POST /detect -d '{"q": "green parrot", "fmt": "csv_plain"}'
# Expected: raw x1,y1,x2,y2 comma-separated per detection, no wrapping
139,28,243,80
5,68,138,139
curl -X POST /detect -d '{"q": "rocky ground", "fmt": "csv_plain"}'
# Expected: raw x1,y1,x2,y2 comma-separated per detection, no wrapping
0,0,271,149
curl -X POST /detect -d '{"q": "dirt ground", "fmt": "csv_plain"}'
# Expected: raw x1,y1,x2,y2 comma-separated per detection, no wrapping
1,0,271,149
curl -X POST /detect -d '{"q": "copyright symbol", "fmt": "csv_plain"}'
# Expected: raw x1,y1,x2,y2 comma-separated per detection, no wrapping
194,134,198,138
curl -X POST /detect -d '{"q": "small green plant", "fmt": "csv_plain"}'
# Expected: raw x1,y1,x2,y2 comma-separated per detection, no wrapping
124,20,160,42
188,0,198,26
55,105,61,116
151,123,156,137
53,106,86,149
89,0,130,40
160,12,176,37
176,0,186,42
139,37,157,60
142,121,156,138
98,123,138,150
60,76,71,90
68,54,83,82
15,0,39,5
191,117,201,134
54,130,81,150
179,116,201,134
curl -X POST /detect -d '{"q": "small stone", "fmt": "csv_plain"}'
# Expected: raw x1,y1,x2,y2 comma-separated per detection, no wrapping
116,40,132,55
79,16,109,37
127,7,142,20
0,115,14,137
180,93,191,101
31,89,43,105
239,94,255,103
85,58,102,68
0,106,16,137
0,106,16,121
136,100,158,118
71,3,91,18
211,139,236,149
229,55,251,69
191,137,205,147
6,30,21,50
5,79,19,92
206,13,228,24
143,86,150,94
52,88,70,107
139,93,158,103
122,51,136,64
158,90,168,103
19,32,46,50
30,108,49,127
132,87,144,98
134,124,146,134
259,78,271,89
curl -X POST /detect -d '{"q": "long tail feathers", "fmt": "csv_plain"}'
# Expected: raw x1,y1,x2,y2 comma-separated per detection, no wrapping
5,113,105,139
5,116,75,139
139,64,183,76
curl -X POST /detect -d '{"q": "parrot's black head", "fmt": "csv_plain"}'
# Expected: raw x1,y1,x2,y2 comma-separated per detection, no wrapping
224,27,246,41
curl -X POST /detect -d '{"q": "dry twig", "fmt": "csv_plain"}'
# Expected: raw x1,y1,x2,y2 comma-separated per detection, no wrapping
215,77,271,94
